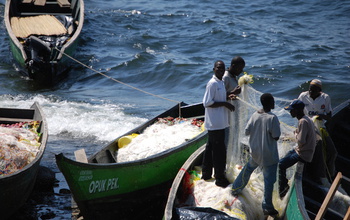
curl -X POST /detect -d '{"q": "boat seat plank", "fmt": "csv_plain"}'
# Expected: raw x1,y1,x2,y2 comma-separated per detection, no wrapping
0,117,35,123
57,0,71,7
74,149,88,163
22,0,33,3
34,0,46,6
11,15,67,38
315,172,342,220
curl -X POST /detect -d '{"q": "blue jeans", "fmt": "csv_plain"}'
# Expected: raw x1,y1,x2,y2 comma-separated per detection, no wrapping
278,149,305,192
232,158,277,210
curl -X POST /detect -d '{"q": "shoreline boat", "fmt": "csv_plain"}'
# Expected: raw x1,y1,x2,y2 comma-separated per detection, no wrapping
4,0,84,84
55,102,208,220
164,100,350,220
0,102,48,220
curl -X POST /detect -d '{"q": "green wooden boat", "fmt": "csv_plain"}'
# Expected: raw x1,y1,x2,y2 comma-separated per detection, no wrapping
55,102,208,220
164,100,350,220
0,102,48,220
4,0,84,84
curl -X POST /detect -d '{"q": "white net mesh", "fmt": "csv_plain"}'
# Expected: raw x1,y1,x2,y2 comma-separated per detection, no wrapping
186,76,298,219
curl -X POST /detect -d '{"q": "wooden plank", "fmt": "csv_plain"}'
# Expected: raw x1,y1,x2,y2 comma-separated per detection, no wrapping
22,0,33,3
57,0,71,7
11,15,67,38
344,206,350,220
315,172,342,220
34,0,46,6
74,149,88,163
0,117,34,123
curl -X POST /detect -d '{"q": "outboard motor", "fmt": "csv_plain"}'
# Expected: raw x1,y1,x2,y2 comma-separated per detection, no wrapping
25,36,52,77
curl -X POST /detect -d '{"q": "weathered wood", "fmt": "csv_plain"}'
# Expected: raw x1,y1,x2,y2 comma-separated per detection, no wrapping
74,149,88,163
11,15,67,38
34,0,46,6
0,117,34,123
344,206,350,220
315,172,342,220
57,0,71,7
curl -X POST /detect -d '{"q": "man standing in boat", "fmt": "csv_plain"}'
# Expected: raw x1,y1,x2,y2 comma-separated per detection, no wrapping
222,56,245,147
202,60,235,188
231,93,281,216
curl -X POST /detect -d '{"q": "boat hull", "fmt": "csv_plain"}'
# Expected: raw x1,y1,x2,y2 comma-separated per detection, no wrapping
56,102,208,220
0,102,48,220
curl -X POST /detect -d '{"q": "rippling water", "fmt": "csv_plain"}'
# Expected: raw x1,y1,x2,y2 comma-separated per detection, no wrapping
0,0,349,219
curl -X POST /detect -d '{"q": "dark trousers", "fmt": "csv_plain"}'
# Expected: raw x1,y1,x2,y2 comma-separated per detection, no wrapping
278,149,306,191
202,129,227,179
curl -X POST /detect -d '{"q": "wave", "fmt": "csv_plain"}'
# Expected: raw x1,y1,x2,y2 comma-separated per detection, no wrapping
0,94,147,142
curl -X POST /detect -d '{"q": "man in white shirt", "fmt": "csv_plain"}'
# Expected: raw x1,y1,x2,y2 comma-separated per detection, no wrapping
202,60,235,188
298,79,337,181
298,79,332,121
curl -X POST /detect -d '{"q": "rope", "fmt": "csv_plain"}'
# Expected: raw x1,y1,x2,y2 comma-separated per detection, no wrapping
54,47,182,116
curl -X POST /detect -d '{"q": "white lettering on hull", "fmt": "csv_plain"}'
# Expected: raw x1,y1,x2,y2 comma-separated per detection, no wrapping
88,178,119,194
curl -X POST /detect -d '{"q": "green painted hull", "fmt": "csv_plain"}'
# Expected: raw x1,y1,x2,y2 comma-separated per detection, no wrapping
0,103,48,220
56,102,208,220
284,163,309,220
4,0,84,84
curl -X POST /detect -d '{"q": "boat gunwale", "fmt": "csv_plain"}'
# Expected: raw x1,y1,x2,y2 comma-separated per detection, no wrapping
57,0,84,60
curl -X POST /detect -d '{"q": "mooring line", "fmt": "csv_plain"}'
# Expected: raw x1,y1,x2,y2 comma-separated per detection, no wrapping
54,47,181,105
55,47,183,116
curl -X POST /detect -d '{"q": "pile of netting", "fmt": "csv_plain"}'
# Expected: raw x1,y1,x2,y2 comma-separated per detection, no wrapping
116,117,204,163
180,74,297,220
0,121,41,176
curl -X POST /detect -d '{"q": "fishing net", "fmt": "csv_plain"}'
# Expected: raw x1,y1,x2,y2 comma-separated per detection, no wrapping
115,117,204,163
0,121,41,176
179,74,297,220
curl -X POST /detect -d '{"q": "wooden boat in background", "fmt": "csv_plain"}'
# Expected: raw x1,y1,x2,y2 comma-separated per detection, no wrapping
0,102,48,220
164,100,350,220
4,0,84,84
56,102,208,220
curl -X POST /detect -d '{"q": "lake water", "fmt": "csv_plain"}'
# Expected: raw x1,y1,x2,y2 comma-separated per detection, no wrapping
0,0,349,219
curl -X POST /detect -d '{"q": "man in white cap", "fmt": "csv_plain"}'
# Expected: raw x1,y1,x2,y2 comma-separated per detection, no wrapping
298,79,332,121
298,79,337,183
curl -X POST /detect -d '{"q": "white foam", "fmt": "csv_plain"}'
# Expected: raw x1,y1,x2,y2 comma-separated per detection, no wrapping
0,95,147,142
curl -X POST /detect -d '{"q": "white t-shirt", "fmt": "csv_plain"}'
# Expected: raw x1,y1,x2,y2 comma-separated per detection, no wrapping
298,91,332,117
245,111,281,166
203,75,229,130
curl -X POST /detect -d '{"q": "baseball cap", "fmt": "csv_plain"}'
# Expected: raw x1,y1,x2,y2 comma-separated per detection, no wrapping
284,100,305,110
